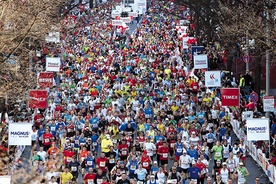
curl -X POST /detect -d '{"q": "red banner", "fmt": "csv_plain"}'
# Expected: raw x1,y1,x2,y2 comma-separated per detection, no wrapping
29,90,48,109
221,88,240,106
38,72,53,88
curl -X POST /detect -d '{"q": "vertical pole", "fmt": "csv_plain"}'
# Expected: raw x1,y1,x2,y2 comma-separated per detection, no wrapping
245,30,249,71
265,10,270,118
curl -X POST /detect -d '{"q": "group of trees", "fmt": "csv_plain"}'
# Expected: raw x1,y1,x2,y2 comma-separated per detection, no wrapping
173,0,275,94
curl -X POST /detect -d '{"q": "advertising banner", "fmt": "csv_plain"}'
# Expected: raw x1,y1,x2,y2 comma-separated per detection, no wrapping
8,123,32,146
193,55,208,69
38,72,53,88
29,90,48,109
246,118,270,141
263,96,275,112
112,20,123,26
135,0,147,14
242,111,253,121
221,88,240,106
46,57,60,72
191,46,205,60
0,176,11,184
205,71,221,87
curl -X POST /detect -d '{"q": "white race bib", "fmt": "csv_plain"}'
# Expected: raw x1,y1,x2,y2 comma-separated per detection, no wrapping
177,148,182,153
87,161,93,165
71,166,77,171
215,152,221,157
131,165,136,170
109,158,115,164
99,161,105,167
45,138,49,143
87,179,94,184
163,153,168,158
142,162,149,167
122,150,127,155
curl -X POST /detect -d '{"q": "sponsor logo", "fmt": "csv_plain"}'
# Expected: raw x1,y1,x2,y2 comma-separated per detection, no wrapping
30,97,47,102
10,131,30,138
248,127,267,133
38,78,52,82
48,62,59,67
222,95,238,99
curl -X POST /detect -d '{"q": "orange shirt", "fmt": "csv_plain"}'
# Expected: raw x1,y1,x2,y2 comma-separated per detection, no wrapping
48,147,59,155
79,150,88,163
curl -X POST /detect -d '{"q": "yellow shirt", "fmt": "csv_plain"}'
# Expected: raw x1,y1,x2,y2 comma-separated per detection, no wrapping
101,139,113,153
157,123,165,133
164,68,171,75
60,172,73,184
171,105,179,112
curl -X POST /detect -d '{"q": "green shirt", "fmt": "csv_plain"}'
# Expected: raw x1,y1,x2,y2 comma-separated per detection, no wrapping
212,145,223,160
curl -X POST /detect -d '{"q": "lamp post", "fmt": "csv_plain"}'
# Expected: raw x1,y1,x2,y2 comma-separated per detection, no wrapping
265,9,270,118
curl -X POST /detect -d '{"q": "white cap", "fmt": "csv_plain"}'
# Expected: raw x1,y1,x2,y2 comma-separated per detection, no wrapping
192,160,196,164
153,161,157,164
239,162,244,166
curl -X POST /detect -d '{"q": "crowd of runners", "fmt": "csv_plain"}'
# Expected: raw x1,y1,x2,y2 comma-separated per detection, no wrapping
0,0,273,184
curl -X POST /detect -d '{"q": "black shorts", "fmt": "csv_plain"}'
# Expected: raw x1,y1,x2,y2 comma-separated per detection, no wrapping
181,168,188,173
161,160,168,165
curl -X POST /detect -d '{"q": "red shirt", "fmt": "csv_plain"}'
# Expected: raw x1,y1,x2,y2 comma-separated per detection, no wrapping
169,139,176,150
155,141,163,150
83,173,96,184
190,81,199,92
141,155,151,169
118,144,128,157
43,133,53,146
63,150,75,164
96,157,108,172
196,162,206,178
158,146,169,160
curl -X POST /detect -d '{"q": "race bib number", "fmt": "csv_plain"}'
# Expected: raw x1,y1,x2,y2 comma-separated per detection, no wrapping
51,127,55,131
122,150,127,155
215,152,221,157
109,158,115,164
75,140,79,144
67,157,72,163
44,138,49,143
71,166,77,171
170,143,175,148
131,165,136,170
93,142,97,146
39,136,42,141
97,179,103,184
99,161,105,167
87,161,93,165
87,179,94,184
177,148,182,153
142,162,149,167
163,153,168,158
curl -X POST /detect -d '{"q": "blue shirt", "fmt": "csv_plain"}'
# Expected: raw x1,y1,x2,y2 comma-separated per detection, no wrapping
188,166,201,179
187,149,198,160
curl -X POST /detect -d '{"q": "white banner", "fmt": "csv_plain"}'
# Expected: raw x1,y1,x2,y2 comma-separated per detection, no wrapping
263,96,274,112
242,111,253,121
205,71,221,87
46,57,60,72
193,55,208,69
128,12,138,17
0,176,11,184
134,0,147,14
246,118,270,141
120,17,132,23
8,123,32,146
112,20,123,26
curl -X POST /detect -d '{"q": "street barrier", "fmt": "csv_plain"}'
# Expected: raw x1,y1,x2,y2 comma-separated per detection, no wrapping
231,119,275,182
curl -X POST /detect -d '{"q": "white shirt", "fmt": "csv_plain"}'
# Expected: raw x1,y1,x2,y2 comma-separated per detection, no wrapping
31,130,38,141
143,142,156,156
45,171,60,181
220,168,230,183
179,155,191,169
37,151,47,162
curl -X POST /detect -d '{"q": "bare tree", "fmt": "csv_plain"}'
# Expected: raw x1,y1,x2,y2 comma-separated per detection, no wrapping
0,0,66,102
